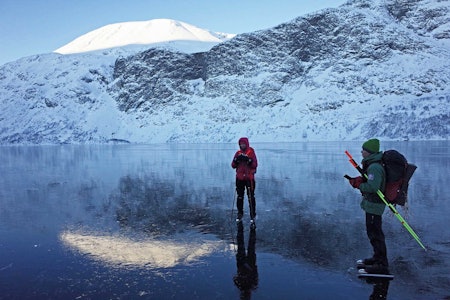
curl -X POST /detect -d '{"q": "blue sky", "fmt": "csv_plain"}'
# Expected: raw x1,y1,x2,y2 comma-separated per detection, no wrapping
0,0,347,66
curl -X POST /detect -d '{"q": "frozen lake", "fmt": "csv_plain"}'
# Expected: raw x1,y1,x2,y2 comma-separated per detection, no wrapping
0,141,449,299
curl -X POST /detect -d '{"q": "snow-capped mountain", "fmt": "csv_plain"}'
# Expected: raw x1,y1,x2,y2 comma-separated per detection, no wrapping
0,0,449,144
55,18,235,55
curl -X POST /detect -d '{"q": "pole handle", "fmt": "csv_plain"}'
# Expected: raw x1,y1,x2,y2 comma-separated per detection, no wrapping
345,150,359,168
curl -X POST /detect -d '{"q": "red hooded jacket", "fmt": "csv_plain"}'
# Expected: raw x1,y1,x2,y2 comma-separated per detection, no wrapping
231,137,258,181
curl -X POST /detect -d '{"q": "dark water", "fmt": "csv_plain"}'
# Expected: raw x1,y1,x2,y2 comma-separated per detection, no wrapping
0,142,449,299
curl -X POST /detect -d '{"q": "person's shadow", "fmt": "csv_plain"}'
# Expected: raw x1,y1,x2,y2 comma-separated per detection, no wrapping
233,222,258,299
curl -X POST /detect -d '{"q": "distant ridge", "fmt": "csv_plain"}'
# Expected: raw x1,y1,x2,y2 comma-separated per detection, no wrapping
55,18,235,54
0,0,448,144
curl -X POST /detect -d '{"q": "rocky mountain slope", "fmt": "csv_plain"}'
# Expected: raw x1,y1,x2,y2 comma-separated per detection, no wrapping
0,0,448,144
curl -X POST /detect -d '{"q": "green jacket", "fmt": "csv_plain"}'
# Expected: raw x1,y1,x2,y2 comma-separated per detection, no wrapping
359,151,386,216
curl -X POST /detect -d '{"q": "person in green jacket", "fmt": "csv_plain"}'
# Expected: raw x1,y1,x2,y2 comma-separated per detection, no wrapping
348,138,389,274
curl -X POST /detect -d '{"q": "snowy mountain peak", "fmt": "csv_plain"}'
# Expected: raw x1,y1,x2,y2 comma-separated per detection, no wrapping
0,0,449,144
54,18,235,54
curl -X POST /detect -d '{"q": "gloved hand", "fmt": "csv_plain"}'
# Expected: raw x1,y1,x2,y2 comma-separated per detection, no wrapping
349,176,364,189
237,153,249,162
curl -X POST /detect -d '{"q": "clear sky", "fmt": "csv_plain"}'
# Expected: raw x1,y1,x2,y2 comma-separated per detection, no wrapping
0,0,347,66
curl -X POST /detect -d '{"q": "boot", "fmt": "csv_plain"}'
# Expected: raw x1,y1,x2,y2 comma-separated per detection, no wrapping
364,263,390,275
236,212,243,223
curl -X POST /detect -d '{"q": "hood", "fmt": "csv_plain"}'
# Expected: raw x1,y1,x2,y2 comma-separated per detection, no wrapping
362,151,383,165
238,137,249,148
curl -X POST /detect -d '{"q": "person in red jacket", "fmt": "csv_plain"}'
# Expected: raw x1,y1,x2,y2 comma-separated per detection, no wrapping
231,137,258,226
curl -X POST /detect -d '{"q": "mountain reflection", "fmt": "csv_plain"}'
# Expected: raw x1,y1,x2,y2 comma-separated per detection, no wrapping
60,230,221,269
113,175,218,236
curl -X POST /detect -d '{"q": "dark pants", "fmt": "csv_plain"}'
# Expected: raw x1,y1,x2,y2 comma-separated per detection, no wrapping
366,213,388,267
236,179,256,219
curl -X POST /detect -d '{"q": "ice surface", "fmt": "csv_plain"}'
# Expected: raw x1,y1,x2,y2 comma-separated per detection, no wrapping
0,141,448,299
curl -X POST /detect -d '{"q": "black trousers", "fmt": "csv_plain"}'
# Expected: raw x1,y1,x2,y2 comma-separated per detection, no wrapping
365,212,388,267
236,179,256,219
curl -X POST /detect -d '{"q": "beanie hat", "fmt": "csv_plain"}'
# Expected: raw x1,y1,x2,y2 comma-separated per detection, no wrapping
362,138,380,153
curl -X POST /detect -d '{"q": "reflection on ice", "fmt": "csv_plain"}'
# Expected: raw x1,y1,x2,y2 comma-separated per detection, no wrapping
60,230,222,269
233,222,258,299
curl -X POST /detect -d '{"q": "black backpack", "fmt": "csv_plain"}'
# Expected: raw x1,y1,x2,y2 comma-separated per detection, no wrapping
382,150,417,206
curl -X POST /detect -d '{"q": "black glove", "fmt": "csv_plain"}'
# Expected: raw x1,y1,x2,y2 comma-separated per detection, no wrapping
237,154,249,162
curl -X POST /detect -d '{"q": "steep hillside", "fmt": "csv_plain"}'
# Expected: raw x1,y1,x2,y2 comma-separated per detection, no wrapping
0,0,448,144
